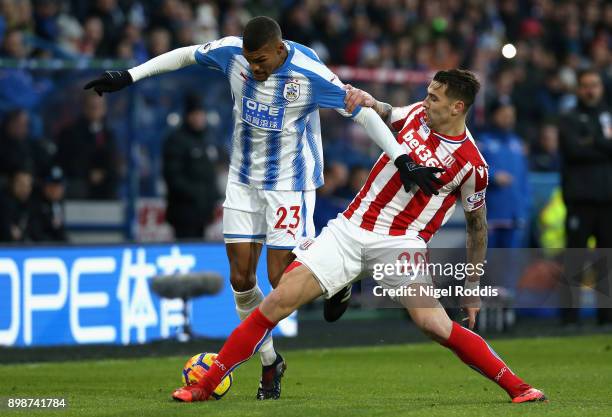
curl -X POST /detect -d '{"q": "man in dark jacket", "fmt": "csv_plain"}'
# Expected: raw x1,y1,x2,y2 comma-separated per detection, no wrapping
559,69,612,325
56,93,119,199
30,166,68,242
162,96,220,239
0,169,35,242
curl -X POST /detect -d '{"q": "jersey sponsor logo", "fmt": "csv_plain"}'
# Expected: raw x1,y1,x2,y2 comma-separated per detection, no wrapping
283,80,300,102
400,128,442,168
241,97,285,131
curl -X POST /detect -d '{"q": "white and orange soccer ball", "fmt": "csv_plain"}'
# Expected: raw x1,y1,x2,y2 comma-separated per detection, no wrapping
182,352,234,400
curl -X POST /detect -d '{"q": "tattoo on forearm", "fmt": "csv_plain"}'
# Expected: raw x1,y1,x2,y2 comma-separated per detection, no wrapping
465,205,487,246
465,205,487,279
375,101,392,123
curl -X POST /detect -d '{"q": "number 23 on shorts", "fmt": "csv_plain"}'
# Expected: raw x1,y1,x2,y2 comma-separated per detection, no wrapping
275,206,300,230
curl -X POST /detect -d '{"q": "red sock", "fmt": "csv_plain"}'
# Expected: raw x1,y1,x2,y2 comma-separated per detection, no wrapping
442,322,530,398
199,308,276,396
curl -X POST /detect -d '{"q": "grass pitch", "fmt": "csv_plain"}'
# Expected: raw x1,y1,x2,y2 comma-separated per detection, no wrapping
1,334,611,417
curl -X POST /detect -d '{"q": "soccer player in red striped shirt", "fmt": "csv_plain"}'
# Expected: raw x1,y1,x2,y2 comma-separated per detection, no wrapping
172,69,547,404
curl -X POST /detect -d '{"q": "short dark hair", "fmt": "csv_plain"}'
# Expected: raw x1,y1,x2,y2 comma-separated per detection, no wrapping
576,68,601,84
243,16,282,51
432,69,480,110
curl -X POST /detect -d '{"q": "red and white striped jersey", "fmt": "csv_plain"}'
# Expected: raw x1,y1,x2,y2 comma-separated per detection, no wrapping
343,102,488,241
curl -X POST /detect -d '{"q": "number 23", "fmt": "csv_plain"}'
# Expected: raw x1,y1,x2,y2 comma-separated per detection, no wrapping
275,206,300,229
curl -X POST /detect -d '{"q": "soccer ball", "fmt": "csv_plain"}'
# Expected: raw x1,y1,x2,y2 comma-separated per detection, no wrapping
182,353,234,400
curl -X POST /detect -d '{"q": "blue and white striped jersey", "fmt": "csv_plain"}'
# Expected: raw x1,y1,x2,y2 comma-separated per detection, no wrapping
194,36,357,191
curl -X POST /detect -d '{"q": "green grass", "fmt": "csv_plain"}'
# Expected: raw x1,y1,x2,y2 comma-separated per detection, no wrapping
1,335,611,417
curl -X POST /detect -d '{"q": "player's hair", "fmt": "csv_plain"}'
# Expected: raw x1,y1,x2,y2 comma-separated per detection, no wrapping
243,16,282,51
433,69,480,111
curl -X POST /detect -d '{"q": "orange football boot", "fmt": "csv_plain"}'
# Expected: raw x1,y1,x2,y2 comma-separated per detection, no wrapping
512,388,548,403
172,384,211,402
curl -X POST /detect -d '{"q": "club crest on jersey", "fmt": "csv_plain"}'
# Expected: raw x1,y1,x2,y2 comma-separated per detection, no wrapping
283,80,300,102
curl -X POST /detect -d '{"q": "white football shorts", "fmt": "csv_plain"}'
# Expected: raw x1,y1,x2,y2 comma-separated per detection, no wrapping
293,214,431,298
223,180,315,249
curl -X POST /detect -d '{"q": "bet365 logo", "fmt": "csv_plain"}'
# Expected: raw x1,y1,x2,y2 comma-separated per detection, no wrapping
400,129,443,168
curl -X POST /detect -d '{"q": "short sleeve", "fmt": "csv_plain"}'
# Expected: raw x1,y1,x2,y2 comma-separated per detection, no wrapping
304,68,360,117
309,72,359,118
459,165,488,212
291,42,361,117
389,102,422,131
194,36,242,74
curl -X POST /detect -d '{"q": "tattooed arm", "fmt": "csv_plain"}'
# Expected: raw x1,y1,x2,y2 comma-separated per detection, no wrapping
465,204,488,281
462,204,488,329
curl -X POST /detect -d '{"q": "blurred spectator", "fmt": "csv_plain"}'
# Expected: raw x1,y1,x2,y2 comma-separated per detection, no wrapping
559,69,612,326
1,28,29,58
0,169,34,243
30,165,67,242
193,0,219,43
120,23,148,62
335,164,370,201
33,0,60,42
77,16,104,57
313,161,348,234
147,27,171,57
0,29,53,112
88,0,125,57
0,109,35,180
530,121,561,172
0,108,57,182
56,93,120,199
478,100,530,248
162,95,220,239
0,29,53,114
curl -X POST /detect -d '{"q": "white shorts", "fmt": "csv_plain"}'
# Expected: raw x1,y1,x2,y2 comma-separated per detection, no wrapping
293,214,430,298
223,181,316,249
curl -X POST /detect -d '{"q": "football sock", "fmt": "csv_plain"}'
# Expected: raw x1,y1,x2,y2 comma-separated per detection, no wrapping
442,321,531,398
200,308,276,396
233,284,277,366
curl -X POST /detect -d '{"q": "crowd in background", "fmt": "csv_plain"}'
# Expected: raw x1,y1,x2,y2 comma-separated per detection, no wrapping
0,0,610,244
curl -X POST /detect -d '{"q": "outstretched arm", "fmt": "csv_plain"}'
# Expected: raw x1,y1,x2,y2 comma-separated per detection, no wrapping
128,45,198,81
84,45,199,96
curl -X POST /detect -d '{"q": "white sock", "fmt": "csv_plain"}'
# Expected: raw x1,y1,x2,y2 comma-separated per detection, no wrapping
233,284,277,366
